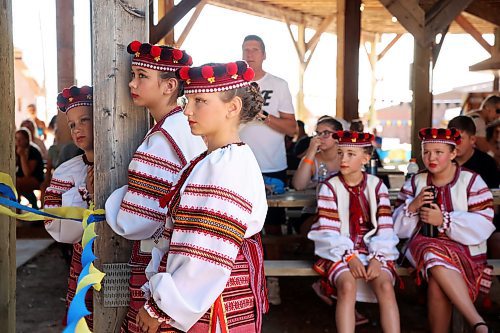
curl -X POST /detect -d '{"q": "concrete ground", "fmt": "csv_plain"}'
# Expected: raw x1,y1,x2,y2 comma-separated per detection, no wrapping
14,224,500,332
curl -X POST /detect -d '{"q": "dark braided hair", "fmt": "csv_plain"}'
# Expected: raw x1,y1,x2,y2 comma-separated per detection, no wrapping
219,82,263,124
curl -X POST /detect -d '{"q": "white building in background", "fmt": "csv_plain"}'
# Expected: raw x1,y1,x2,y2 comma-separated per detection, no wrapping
14,48,44,128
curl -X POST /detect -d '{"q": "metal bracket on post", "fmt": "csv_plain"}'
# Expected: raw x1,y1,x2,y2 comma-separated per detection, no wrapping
102,263,131,308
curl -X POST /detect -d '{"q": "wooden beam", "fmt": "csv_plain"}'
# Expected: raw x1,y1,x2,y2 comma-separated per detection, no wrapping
0,0,15,331
454,14,492,54
377,33,402,61
336,0,361,122
411,41,433,164
379,0,424,44
368,33,380,129
432,24,449,69
176,0,206,47
284,20,309,121
363,41,374,71
284,18,304,61
465,0,500,27
92,0,149,331
302,15,333,69
55,0,75,145
423,0,474,46
209,0,327,33
305,13,335,54
296,23,307,121
150,0,201,45
158,0,175,45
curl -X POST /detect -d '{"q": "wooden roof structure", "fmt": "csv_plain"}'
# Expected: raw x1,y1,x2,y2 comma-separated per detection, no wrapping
207,0,499,35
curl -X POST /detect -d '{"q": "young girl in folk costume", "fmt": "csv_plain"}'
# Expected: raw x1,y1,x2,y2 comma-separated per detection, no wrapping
308,131,400,333
393,128,495,333
127,61,268,333
104,41,206,332
44,86,95,328
292,117,343,191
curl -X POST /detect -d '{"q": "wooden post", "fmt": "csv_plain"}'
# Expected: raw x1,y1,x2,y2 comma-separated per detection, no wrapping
92,0,149,331
296,23,307,122
0,0,16,331
367,33,380,129
411,40,433,163
158,0,175,45
336,0,361,122
55,0,75,144
175,0,206,47
150,0,200,45
285,15,332,123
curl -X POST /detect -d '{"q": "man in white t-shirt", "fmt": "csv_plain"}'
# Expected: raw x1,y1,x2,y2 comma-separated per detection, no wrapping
241,34,297,305
241,35,297,173
467,94,500,153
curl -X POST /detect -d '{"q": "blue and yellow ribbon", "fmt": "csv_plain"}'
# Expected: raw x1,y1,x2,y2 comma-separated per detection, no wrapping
0,173,106,333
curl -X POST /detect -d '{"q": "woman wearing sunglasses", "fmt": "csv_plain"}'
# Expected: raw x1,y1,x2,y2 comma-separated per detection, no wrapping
292,117,343,191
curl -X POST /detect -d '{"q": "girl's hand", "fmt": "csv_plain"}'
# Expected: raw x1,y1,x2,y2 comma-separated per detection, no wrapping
366,259,381,281
16,146,28,158
306,136,322,156
348,256,367,280
420,203,443,226
136,307,161,333
407,186,434,214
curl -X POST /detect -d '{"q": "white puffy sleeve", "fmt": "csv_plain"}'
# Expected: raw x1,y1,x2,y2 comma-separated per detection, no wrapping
392,178,419,239
307,181,354,263
105,112,206,241
367,182,399,262
141,145,267,331
44,157,88,244
442,175,495,245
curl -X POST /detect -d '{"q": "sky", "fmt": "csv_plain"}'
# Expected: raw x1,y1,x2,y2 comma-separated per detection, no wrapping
12,0,495,131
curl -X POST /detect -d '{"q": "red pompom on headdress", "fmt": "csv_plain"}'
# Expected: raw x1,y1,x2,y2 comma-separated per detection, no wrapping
129,40,141,53
150,45,162,61
419,127,461,146
172,49,183,62
332,130,374,147
226,62,238,76
127,41,192,72
177,61,255,94
201,65,215,83
62,88,71,98
242,67,255,82
178,66,190,80
57,85,93,113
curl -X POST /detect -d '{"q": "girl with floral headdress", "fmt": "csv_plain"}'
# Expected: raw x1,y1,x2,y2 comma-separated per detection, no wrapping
133,61,268,333
44,85,95,328
105,41,206,332
393,127,495,333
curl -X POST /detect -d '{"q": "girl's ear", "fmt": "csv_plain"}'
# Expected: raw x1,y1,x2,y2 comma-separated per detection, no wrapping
450,148,457,161
361,152,371,165
226,95,242,120
161,77,179,96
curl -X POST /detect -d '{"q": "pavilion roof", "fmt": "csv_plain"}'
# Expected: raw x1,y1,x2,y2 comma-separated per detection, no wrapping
207,0,498,35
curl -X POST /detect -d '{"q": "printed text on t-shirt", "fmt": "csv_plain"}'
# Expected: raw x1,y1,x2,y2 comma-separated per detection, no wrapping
261,90,273,107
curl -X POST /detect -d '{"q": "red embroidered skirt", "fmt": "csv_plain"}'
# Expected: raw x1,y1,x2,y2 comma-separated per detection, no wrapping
409,234,491,301
121,241,150,333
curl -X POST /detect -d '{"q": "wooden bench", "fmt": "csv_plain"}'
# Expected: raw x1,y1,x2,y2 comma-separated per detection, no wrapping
264,259,500,276
264,259,500,333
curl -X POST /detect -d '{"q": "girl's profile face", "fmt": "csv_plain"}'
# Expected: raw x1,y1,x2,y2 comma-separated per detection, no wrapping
183,92,229,138
67,105,93,152
422,142,456,175
128,65,165,107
